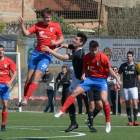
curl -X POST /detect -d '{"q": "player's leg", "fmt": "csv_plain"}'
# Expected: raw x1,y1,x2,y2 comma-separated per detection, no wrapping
131,87,139,126
1,84,10,131
123,88,133,126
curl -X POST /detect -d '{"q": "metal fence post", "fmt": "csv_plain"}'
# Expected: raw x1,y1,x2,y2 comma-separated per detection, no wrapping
54,82,56,113
116,87,118,115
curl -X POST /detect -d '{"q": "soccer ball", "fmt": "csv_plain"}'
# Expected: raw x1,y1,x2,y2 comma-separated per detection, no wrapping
137,62,140,73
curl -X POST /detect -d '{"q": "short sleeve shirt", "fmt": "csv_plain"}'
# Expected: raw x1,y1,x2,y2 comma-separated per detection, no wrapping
83,51,110,78
28,22,63,53
68,44,85,80
0,57,17,84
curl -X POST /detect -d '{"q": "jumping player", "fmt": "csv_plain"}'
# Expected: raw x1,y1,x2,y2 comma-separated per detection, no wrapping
41,32,87,132
118,51,140,126
54,40,122,133
0,45,17,131
16,8,64,106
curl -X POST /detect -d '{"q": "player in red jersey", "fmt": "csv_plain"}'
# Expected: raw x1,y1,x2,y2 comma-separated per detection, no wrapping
0,45,17,131
16,8,64,107
54,40,122,133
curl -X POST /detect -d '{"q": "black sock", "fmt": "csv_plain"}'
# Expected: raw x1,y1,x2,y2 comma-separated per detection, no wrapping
133,108,138,121
126,108,132,122
69,103,76,125
93,108,100,118
88,111,93,127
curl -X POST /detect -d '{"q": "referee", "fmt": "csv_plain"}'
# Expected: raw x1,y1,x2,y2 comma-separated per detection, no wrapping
118,51,140,126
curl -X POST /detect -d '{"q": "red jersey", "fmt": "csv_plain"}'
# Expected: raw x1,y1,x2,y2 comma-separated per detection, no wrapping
83,51,110,78
28,22,63,53
0,57,17,84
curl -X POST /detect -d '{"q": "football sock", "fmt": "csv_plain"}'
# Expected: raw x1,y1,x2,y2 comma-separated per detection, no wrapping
25,83,37,101
93,107,100,118
133,108,138,121
88,111,93,127
103,103,110,123
61,95,75,112
69,104,76,125
2,111,8,125
24,82,31,96
126,108,132,122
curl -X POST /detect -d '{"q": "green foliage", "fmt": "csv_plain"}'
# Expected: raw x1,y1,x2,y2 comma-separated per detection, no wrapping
92,26,107,37
107,4,140,37
37,14,79,35
0,19,6,34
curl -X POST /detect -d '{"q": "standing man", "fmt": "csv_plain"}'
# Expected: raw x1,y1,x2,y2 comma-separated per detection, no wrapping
118,51,140,126
41,68,54,113
42,32,87,132
17,8,64,106
54,40,122,133
0,45,17,131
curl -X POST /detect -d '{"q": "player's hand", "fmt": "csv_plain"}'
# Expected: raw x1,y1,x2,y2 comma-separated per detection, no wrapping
41,45,50,52
6,81,12,88
117,79,122,89
81,75,86,81
51,40,57,46
58,80,60,83
18,17,24,24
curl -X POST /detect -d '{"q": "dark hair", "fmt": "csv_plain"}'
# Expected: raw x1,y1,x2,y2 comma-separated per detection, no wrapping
77,32,87,45
0,45,4,49
127,51,134,56
89,40,99,48
113,66,118,70
41,8,54,17
62,65,67,69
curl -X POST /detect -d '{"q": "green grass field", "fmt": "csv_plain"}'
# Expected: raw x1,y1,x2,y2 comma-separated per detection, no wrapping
0,112,140,140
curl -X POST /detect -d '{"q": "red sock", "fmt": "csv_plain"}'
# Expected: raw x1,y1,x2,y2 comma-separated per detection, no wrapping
103,103,110,123
61,95,75,112
24,82,31,96
2,111,8,125
25,83,37,101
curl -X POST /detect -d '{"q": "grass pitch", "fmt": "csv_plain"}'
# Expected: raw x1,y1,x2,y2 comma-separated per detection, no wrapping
0,112,140,140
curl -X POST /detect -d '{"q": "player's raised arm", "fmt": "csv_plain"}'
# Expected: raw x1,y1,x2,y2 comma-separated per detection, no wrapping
18,17,30,36
52,44,69,52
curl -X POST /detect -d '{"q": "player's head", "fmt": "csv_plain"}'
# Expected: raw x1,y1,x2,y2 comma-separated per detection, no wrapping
127,51,134,63
73,32,87,47
0,45,4,58
89,40,99,57
41,8,54,25
62,65,67,74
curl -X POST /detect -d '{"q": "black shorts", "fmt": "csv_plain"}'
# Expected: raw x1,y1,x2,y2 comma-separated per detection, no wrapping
87,87,101,102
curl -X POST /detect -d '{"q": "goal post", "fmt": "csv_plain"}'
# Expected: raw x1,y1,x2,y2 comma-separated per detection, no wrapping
4,52,22,112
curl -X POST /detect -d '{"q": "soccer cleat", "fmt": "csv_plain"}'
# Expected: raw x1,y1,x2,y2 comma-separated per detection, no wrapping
133,121,139,126
105,122,111,133
54,110,63,118
85,119,90,129
20,99,27,106
125,122,133,126
15,102,21,107
1,125,6,131
65,123,78,132
90,126,97,132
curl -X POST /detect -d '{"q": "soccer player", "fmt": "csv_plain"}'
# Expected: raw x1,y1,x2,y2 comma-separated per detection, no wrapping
17,8,64,106
85,87,103,132
0,45,17,131
41,32,87,132
118,51,140,126
54,40,122,133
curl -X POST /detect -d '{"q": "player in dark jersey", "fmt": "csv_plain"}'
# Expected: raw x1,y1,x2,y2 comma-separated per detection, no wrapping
118,51,140,126
42,32,87,132
85,87,103,132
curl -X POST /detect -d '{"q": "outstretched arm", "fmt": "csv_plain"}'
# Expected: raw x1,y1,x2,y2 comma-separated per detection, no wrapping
6,71,17,87
42,45,69,60
18,17,30,36
53,44,69,52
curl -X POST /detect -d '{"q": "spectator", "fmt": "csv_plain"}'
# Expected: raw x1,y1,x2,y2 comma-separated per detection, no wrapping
110,66,121,115
56,65,72,107
41,68,54,113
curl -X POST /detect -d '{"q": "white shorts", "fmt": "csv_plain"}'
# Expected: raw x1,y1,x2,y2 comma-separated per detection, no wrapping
123,87,138,101
69,66,82,92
